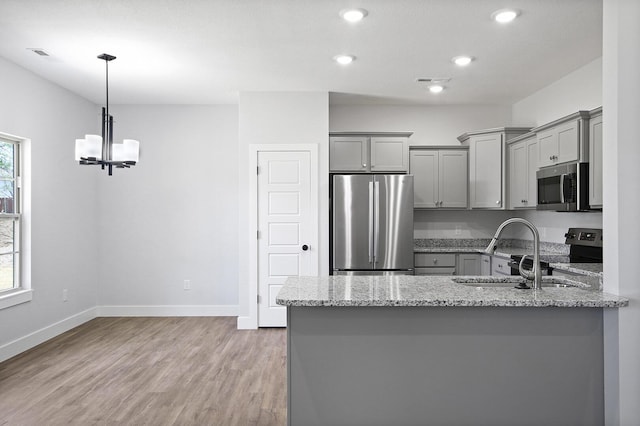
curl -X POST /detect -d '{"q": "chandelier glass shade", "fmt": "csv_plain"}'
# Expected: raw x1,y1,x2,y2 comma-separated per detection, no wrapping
75,53,139,175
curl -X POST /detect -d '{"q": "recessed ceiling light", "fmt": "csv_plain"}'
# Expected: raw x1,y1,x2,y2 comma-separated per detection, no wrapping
334,55,355,65
429,85,444,94
340,8,368,23
491,9,519,23
452,56,473,66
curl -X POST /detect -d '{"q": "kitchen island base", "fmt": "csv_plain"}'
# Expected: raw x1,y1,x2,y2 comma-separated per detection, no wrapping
287,306,604,426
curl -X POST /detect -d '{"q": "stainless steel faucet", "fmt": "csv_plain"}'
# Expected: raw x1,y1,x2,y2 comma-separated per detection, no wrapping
485,218,542,290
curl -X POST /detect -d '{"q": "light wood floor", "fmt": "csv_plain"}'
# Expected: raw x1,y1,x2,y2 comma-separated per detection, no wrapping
0,317,287,425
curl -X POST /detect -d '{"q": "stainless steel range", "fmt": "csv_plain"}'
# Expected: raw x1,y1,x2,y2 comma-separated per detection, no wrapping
564,228,603,263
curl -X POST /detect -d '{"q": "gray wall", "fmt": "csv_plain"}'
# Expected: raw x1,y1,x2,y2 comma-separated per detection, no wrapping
602,0,640,422
0,57,99,347
97,105,239,313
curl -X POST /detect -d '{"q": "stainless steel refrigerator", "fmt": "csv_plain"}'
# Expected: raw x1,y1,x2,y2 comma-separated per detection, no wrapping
332,174,414,275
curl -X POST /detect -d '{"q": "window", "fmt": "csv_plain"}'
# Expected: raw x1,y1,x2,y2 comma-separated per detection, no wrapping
0,136,20,293
0,132,29,310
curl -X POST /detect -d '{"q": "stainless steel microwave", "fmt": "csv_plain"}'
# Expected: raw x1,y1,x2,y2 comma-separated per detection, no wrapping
536,162,589,211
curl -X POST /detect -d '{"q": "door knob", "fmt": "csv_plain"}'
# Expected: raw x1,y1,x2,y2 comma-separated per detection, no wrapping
302,244,309,251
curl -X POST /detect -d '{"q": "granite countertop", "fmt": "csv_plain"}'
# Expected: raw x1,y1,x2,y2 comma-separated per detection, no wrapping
550,262,603,277
276,275,628,308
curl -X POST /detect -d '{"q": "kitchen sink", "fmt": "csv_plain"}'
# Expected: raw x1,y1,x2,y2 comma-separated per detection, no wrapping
452,276,584,289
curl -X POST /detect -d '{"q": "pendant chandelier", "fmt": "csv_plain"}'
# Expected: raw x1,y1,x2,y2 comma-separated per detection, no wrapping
75,53,139,175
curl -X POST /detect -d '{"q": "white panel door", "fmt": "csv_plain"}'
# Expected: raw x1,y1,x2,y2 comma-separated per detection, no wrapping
258,151,316,327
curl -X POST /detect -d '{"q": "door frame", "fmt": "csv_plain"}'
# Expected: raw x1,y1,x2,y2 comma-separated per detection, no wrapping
246,144,319,329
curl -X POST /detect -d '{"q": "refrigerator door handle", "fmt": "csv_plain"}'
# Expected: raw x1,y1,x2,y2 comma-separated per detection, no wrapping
368,181,375,264
373,179,380,265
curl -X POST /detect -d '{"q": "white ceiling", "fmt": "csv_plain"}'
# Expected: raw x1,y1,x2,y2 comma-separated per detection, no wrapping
0,0,602,106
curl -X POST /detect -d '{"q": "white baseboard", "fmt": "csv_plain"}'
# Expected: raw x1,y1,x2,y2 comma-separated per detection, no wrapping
97,305,239,317
0,307,98,363
237,315,258,329
0,305,241,363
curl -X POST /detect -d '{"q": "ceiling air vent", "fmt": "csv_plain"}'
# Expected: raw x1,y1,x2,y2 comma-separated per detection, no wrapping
28,48,50,57
415,78,451,85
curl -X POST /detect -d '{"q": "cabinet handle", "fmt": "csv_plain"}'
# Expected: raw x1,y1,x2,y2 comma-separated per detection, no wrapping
362,163,367,167
496,200,501,204
433,259,438,264
550,156,553,160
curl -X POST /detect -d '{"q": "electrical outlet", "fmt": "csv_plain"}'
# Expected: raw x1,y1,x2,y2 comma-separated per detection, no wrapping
454,226,462,236
183,280,191,290
62,289,68,302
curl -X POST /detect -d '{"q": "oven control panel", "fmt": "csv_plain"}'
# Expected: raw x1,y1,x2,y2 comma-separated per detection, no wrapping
564,228,603,247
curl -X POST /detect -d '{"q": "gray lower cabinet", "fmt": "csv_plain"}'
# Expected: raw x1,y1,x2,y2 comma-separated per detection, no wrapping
456,253,481,275
414,253,456,275
491,255,511,276
481,254,491,275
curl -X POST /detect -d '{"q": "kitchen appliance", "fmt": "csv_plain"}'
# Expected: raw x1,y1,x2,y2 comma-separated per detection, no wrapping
536,161,589,211
563,227,603,263
332,174,414,275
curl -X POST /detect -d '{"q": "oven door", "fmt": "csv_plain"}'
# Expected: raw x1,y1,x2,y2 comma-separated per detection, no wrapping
536,163,578,211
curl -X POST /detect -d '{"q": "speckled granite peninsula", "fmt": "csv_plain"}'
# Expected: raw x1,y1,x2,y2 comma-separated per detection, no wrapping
279,275,628,426
276,275,626,308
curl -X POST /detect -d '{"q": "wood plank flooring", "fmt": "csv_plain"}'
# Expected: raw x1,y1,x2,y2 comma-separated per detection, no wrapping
0,317,287,425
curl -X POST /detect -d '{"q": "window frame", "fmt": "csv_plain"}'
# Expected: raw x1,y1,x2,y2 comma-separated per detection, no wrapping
0,132,31,310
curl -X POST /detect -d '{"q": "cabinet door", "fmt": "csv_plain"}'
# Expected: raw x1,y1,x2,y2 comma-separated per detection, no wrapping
410,150,439,208
491,256,511,276
330,136,368,171
370,137,408,172
470,134,503,209
508,140,527,209
439,150,468,208
556,120,579,164
480,255,491,275
525,138,538,207
457,254,480,275
589,114,603,208
537,130,557,168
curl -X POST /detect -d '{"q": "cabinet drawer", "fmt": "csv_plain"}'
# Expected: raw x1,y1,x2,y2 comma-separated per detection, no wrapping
415,267,456,276
415,253,456,267
491,256,512,276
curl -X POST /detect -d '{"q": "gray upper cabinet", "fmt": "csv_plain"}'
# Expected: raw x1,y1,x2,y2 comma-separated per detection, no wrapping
458,127,530,210
410,147,468,209
508,132,537,209
329,136,368,171
329,132,411,172
533,111,590,168
589,107,603,208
